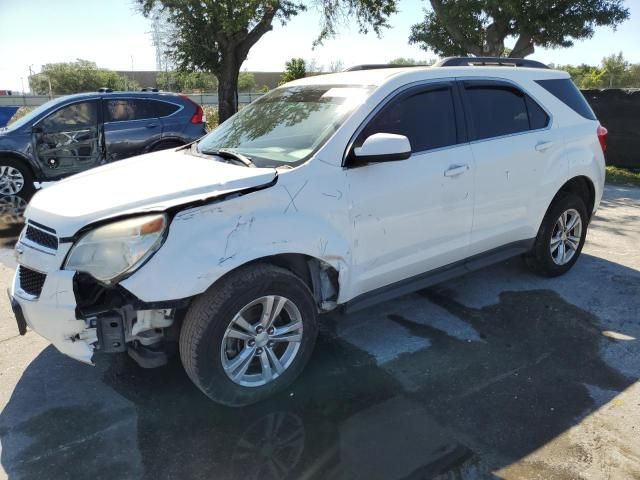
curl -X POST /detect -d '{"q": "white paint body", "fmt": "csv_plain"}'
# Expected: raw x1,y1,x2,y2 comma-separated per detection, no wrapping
11,66,606,363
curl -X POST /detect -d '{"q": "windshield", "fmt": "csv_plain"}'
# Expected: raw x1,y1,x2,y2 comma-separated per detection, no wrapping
4,98,63,131
197,84,374,167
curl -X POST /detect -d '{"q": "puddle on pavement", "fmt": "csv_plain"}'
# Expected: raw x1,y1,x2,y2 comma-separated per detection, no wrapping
1,191,638,479
1,286,636,480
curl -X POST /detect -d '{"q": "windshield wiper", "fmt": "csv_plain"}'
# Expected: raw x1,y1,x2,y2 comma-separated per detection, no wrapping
199,147,256,168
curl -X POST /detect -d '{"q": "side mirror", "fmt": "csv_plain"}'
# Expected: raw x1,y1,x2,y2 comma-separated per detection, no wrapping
352,133,411,164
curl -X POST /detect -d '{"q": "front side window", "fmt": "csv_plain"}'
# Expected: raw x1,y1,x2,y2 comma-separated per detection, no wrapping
197,84,374,167
360,86,458,153
40,101,97,131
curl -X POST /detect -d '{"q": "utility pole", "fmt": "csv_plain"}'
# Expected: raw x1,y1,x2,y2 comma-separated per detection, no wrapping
27,65,34,94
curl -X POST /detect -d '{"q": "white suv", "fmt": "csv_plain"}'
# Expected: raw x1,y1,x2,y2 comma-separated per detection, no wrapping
10,58,607,406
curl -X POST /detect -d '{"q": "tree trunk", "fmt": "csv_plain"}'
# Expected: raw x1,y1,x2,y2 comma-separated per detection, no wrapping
217,65,239,124
509,34,535,58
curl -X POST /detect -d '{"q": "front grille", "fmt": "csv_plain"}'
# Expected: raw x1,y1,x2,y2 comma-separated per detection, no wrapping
19,266,47,297
25,224,58,250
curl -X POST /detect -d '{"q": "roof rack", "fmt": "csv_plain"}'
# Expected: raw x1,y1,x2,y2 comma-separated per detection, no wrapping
434,57,549,69
97,87,113,93
344,64,426,72
141,87,159,92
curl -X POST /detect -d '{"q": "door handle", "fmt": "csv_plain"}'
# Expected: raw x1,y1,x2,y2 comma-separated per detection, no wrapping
146,123,159,128
535,141,555,152
444,164,469,177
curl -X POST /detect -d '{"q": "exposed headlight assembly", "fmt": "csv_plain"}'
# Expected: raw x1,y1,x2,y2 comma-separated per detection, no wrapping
64,213,168,284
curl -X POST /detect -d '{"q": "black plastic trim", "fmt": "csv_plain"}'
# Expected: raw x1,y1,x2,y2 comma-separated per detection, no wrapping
343,238,535,313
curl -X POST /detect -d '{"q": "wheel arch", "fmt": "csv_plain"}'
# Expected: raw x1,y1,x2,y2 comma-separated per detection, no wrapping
146,137,185,153
554,175,596,220
204,253,340,313
0,151,38,179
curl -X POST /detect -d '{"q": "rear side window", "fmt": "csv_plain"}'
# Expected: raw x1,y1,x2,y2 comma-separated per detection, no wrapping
105,99,180,122
361,86,458,153
526,96,550,130
464,84,530,140
536,78,596,120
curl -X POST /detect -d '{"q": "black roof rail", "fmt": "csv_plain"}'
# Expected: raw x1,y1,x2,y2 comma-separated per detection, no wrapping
141,87,159,92
434,56,549,69
97,87,113,93
344,64,426,72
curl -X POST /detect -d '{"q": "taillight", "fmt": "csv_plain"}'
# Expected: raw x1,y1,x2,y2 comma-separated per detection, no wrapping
180,95,205,124
597,125,608,153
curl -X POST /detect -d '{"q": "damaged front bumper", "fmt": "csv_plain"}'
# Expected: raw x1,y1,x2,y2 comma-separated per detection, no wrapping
11,268,97,363
10,247,179,367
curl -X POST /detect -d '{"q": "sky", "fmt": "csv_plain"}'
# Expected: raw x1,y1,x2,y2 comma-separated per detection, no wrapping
1,0,640,92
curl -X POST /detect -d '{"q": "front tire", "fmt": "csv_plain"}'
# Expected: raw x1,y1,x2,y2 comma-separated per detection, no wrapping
525,192,589,277
0,158,33,196
180,264,318,406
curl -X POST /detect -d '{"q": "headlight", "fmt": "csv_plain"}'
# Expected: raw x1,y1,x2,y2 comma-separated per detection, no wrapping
64,213,168,283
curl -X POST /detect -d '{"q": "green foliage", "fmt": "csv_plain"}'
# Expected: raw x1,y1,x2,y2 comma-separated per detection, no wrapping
388,57,431,65
556,53,640,89
606,166,640,186
238,72,257,92
281,58,307,84
410,0,629,58
259,85,271,94
156,71,216,92
137,0,398,122
30,60,139,95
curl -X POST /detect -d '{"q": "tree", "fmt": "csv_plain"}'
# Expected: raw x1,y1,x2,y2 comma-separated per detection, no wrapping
281,58,307,84
388,57,431,65
601,52,628,87
238,72,257,92
137,0,398,122
410,0,629,58
30,60,137,95
156,71,217,92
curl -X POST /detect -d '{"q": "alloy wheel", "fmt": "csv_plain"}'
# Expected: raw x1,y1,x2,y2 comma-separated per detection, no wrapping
0,166,25,195
550,208,583,265
221,295,303,387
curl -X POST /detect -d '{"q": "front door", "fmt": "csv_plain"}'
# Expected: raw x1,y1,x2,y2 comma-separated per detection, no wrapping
346,82,475,297
33,100,102,178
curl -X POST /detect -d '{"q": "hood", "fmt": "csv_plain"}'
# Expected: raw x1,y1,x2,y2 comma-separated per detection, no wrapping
26,148,278,237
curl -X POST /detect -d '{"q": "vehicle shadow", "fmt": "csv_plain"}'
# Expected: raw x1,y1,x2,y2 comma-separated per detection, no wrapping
1,252,639,479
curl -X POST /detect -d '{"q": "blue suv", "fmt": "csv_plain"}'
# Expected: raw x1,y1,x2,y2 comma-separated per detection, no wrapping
0,90,207,195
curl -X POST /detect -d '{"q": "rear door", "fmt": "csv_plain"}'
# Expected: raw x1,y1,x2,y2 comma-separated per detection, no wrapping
102,98,164,161
459,79,564,255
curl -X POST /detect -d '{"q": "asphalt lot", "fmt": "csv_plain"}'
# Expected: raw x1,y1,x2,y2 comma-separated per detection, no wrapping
0,184,639,480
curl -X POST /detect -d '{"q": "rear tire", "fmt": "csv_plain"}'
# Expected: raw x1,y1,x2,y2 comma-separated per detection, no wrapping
525,192,589,277
0,158,33,196
180,264,318,406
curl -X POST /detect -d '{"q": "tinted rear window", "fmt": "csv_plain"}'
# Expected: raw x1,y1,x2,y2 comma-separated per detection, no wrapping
536,79,596,120
465,85,530,140
105,99,180,122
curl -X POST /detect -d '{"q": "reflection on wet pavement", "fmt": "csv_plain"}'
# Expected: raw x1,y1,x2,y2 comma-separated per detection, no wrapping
0,192,31,248
2,282,638,480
